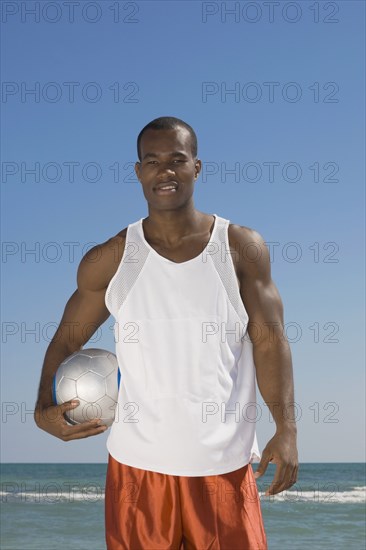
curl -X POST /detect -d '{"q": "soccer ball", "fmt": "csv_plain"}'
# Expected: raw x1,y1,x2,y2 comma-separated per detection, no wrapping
53,348,120,427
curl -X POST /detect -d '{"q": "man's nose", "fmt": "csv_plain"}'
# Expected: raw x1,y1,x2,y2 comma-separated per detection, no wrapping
158,163,176,177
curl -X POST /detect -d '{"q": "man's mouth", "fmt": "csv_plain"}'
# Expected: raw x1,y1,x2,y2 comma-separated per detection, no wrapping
154,181,178,193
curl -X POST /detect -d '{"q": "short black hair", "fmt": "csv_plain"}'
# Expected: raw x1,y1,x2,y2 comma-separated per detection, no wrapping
137,116,198,161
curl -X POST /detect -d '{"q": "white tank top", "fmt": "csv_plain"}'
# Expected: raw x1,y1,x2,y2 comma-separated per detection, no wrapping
105,214,260,476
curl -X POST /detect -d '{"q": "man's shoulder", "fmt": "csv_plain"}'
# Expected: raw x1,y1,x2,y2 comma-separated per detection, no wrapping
77,227,128,291
227,221,269,279
85,227,128,263
227,221,265,248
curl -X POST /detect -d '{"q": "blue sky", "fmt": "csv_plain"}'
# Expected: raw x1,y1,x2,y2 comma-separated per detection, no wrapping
1,0,365,463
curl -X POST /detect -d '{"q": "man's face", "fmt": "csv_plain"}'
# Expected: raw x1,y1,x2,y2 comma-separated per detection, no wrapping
135,127,201,212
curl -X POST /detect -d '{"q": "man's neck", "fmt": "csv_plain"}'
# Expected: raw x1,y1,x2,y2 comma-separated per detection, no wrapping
143,205,207,244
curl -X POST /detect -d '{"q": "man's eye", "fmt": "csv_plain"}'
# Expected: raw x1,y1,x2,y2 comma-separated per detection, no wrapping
173,159,185,163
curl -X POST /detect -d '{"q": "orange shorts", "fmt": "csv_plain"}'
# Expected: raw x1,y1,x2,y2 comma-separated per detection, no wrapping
105,454,267,550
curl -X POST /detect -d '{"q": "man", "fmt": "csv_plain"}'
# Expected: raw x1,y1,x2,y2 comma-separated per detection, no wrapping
35,116,298,549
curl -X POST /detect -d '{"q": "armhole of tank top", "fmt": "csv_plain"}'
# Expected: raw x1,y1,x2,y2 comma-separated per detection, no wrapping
210,218,249,330
105,220,151,318
225,220,250,327
104,223,135,317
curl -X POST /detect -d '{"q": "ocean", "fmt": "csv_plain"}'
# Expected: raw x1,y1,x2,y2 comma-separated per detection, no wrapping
1,463,365,550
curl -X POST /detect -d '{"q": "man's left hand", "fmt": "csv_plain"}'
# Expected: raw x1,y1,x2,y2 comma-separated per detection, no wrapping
253,429,298,496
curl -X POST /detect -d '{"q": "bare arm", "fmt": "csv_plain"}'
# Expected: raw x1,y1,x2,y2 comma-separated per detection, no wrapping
34,234,125,441
230,225,299,495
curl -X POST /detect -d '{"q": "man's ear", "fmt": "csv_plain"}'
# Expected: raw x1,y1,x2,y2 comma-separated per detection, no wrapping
135,162,141,181
194,159,202,180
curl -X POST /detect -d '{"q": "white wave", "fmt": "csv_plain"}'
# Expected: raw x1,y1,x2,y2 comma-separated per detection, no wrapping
0,490,105,503
259,487,366,504
1,487,365,504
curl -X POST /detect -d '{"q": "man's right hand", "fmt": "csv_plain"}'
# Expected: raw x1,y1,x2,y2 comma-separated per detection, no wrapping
34,400,108,441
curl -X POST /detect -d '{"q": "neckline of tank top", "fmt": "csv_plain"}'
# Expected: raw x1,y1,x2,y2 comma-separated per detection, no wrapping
137,213,219,266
